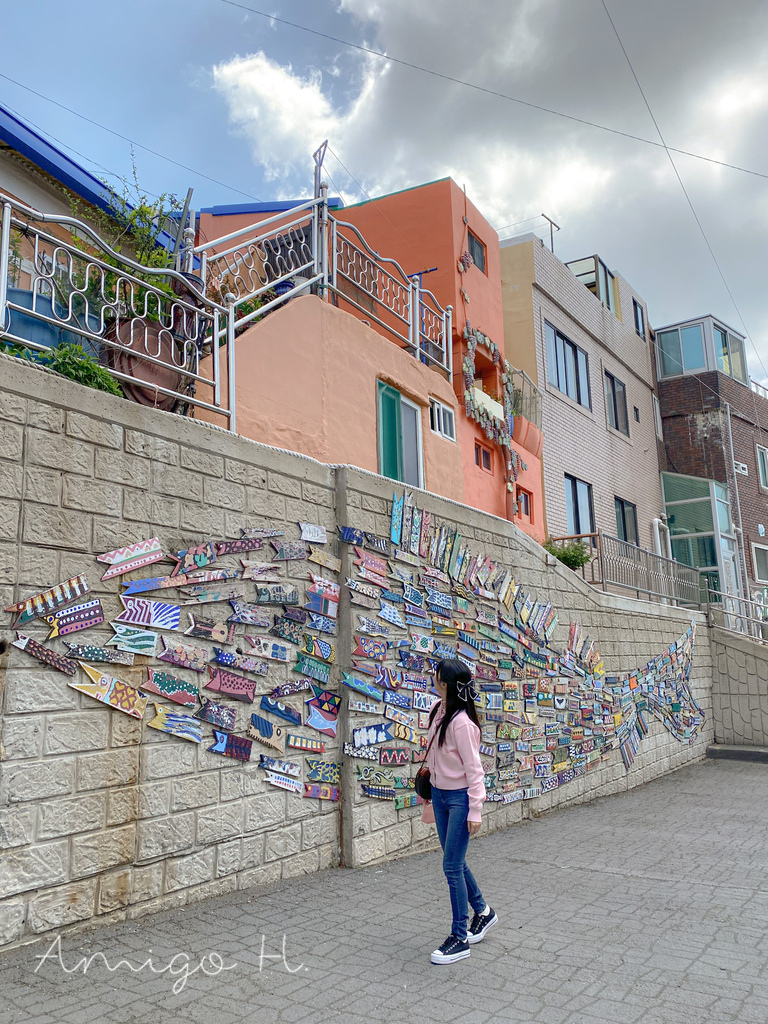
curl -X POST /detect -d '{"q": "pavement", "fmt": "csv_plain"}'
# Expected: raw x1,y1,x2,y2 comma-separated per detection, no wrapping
1,758,767,1024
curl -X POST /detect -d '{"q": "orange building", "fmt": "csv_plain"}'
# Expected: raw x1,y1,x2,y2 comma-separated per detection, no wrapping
194,180,545,543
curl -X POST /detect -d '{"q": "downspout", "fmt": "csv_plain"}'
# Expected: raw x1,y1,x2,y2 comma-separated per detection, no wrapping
725,401,749,599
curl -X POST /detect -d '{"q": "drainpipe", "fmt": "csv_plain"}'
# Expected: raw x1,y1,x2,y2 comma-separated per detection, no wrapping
725,401,749,600
651,517,672,559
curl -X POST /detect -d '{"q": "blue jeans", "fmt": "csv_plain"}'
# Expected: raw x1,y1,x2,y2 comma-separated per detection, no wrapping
431,786,485,941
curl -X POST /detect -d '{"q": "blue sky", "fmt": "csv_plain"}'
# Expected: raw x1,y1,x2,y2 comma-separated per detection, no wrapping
5,0,768,378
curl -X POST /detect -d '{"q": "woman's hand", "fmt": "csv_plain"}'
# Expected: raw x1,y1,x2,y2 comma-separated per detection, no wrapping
468,820,481,836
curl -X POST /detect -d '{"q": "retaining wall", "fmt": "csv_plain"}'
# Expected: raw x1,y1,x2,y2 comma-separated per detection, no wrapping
710,624,768,746
0,354,713,948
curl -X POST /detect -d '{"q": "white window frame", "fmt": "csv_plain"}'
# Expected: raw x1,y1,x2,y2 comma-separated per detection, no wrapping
752,542,768,584
633,299,645,338
400,393,424,489
429,398,456,442
757,444,768,490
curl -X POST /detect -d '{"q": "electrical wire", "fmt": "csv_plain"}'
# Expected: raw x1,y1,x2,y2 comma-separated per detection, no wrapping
0,71,263,202
219,0,768,184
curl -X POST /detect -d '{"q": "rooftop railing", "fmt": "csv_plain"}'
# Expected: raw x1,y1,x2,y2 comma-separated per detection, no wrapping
548,529,700,606
0,193,235,427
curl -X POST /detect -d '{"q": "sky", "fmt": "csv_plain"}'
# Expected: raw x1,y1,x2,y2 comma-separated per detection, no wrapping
4,0,768,380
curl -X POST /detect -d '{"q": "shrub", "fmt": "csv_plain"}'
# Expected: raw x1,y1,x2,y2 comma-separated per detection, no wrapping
1,341,122,396
544,536,592,571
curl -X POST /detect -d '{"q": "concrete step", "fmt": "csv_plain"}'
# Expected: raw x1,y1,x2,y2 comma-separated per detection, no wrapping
707,744,768,763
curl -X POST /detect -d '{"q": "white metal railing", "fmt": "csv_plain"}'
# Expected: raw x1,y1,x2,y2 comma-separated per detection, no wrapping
704,586,768,640
750,378,768,402
0,193,236,428
196,188,453,375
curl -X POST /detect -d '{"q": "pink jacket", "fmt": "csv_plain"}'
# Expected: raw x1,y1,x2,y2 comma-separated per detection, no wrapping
423,707,485,823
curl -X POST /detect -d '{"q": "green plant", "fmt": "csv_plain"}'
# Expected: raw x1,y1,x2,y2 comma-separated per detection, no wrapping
1,340,122,396
544,536,593,571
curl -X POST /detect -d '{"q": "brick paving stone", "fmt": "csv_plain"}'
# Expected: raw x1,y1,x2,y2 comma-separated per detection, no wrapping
0,760,767,1024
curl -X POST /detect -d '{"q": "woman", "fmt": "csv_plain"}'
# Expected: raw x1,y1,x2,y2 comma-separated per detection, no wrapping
422,659,497,964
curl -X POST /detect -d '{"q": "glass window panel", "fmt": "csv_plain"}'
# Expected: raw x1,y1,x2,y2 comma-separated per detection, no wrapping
555,335,566,392
545,322,557,384
615,379,628,434
658,330,683,376
576,349,590,407
633,299,645,337
680,324,706,371
400,401,421,487
671,537,694,566
626,502,638,545
694,535,717,567
576,479,594,534
758,447,768,488
564,342,577,400
754,546,768,582
729,335,746,382
565,476,577,535
667,501,715,535
715,326,729,373
662,473,711,502
713,482,729,500
716,499,732,533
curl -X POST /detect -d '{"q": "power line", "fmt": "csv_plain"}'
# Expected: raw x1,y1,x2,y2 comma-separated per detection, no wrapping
219,0,768,184
0,71,263,202
602,0,768,391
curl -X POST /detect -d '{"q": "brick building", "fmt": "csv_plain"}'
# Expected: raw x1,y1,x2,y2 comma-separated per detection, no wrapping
500,234,665,551
655,314,768,600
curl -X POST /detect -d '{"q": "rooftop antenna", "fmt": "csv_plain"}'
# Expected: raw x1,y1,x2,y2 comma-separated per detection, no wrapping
313,141,328,200
541,213,560,253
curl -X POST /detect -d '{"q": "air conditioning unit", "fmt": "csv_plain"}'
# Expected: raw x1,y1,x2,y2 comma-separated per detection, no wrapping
734,461,748,475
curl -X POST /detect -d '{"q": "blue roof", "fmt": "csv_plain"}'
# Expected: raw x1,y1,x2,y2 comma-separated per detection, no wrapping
200,198,344,216
0,103,116,215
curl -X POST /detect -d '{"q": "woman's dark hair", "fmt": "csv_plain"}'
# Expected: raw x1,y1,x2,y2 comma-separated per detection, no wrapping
429,658,481,746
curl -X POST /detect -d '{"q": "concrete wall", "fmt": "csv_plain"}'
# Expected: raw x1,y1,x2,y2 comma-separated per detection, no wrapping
0,354,713,949
710,624,768,746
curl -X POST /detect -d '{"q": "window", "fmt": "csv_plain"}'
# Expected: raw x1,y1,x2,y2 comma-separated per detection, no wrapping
517,488,532,520
657,324,706,377
429,398,456,441
615,497,639,545
564,474,594,536
633,406,640,423
377,381,423,487
565,255,618,316
653,394,664,441
633,299,645,338
475,443,492,473
714,325,747,384
753,544,768,583
545,321,591,409
605,371,629,435
757,445,768,489
467,231,486,274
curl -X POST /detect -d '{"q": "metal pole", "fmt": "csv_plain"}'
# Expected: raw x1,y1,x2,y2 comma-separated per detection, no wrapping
446,304,453,379
212,309,221,409
0,202,11,334
331,219,338,290
319,183,329,294
183,210,196,274
226,293,237,434
725,401,749,600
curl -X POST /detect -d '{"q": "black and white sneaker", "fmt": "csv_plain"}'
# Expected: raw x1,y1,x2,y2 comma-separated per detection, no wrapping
467,907,498,944
431,934,470,964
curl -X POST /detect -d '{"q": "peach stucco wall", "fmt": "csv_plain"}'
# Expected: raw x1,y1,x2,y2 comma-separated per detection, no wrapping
195,296,465,505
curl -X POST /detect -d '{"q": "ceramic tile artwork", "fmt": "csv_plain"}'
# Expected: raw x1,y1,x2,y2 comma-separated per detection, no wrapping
97,538,164,580
307,547,342,573
300,633,335,663
271,678,313,698
208,729,252,761
342,742,378,760
259,753,301,777
307,613,336,635
12,633,78,675
172,540,217,576
195,697,237,732
287,733,326,753
6,574,90,627
147,703,203,743
270,616,305,645
255,584,300,606
40,598,104,640
240,561,283,583
214,538,266,557
143,667,199,706
303,783,339,801
246,635,290,662
205,667,258,703
184,613,236,645
247,713,287,753
122,569,239,596
271,539,309,561
338,526,364,545
180,586,245,605
70,664,148,719
115,596,181,631
263,770,303,793
64,642,135,666
107,623,159,656
158,637,208,672
390,492,404,545
305,759,341,784
227,601,271,627
356,764,394,784
299,522,327,544
212,648,270,676
294,653,331,685
260,695,302,726
341,671,383,702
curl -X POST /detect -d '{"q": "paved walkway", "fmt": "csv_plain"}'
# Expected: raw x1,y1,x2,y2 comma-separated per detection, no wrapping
1,759,767,1024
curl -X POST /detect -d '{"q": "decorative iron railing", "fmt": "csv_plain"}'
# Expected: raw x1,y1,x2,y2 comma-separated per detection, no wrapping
0,194,235,427
195,190,453,375
703,586,768,640
548,529,700,606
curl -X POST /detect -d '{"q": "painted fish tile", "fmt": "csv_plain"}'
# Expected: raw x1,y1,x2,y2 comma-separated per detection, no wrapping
256,584,300,606
342,671,383,702
357,764,394,784
144,667,199,706
115,596,180,631
41,598,104,640
364,532,391,556
214,538,265,557
271,539,309,561
295,653,331,685
303,782,339,801
71,664,147,719
385,705,415,727
307,613,336,635
7,573,89,627
270,615,305,644
353,635,388,661
287,733,326,753
148,703,203,743
390,493,404,546
107,623,159,656
384,689,412,710
208,729,252,761
240,560,283,582
343,742,379,760
64,642,134,666
361,784,396,800
205,667,258,703
180,586,245,605
378,600,405,629
122,568,239,596
184,613,235,645
97,538,163,580
353,548,388,576
303,591,338,618
158,637,208,672
195,697,237,732
241,526,285,539
247,713,286,753
259,753,301,777
173,540,217,576
352,721,393,747
300,633,335,663
307,547,342,573
308,574,341,599
212,648,270,676
271,678,313,698
227,600,271,627
338,526,364,545
358,615,390,638
12,633,77,675
299,522,327,544
260,695,302,726
264,770,302,793
348,698,381,714
410,507,422,556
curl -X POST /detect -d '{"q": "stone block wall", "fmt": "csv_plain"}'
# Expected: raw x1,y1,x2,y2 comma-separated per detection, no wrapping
0,354,714,948
710,624,768,746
